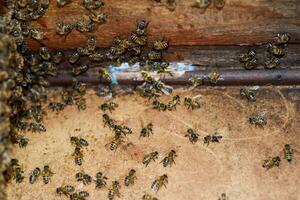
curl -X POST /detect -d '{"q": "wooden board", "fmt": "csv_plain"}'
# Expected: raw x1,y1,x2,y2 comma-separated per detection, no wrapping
6,87,300,200
26,0,300,50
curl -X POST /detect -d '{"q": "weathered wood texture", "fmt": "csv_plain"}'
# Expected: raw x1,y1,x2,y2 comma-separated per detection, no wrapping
27,0,300,50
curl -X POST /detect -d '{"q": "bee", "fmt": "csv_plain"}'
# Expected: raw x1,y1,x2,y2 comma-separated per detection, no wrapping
284,144,293,162
267,43,285,57
99,68,112,81
265,56,280,69
148,50,162,61
185,128,199,143
128,56,140,66
102,114,115,129
76,172,92,185
262,156,281,170
152,100,167,111
209,69,221,84
13,167,25,183
155,62,172,76
89,51,105,62
15,135,29,148
77,46,90,56
184,97,200,110
192,0,211,8
72,64,89,76
56,185,75,197
49,102,65,112
29,28,46,41
42,165,54,184
82,0,104,10
273,33,290,46
239,49,256,63
52,51,64,64
218,193,227,200
39,47,51,61
68,51,80,64
161,150,177,167
56,21,74,36
107,137,125,151
56,0,71,7
79,191,89,198
86,36,97,52
140,123,153,138
29,122,46,132
188,77,204,88
29,167,41,184
153,40,169,51
95,172,108,189
151,174,168,192
143,151,159,167
166,0,177,11
142,194,158,200
108,181,121,200
72,147,84,165
249,113,267,128
124,169,137,186
70,136,89,148
89,11,107,24
130,46,143,56
244,58,258,70
76,98,87,111
100,101,118,113
167,95,181,111
136,19,149,36
76,19,95,33
203,132,223,145
130,33,148,46
214,0,225,9
240,88,257,102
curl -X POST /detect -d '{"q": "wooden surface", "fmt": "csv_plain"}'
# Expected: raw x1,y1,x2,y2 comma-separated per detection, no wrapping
6,87,300,200
27,0,300,50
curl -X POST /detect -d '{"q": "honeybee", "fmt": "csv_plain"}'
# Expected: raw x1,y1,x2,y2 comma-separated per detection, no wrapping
56,0,71,7
142,194,158,200
102,114,115,129
76,172,92,185
82,0,104,10
265,56,280,69
56,185,75,197
124,169,137,186
86,36,97,52
108,181,121,200
49,102,65,112
52,51,64,64
239,49,256,63
188,77,204,88
161,150,177,167
167,95,181,111
72,147,84,165
130,46,143,56
218,193,227,200
29,122,46,132
148,50,162,61
184,97,200,110
273,33,290,46
128,56,140,66
78,191,89,198
89,51,105,62
76,19,95,33
89,11,107,24
249,113,267,128
185,128,199,143
39,47,51,61
156,62,172,76
262,156,281,170
240,88,257,102
153,40,169,51
151,174,168,192
72,64,89,76
209,69,220,84
99,68,112,81
244,58,258,70
68,51,80,64
214,0,225,9
152,100,167,111
143,151,159,167
130,33,148,46
95,172,108,189
107,137,125,151
136,19,149,36
29,167,41,184
203,132,223,145
100,101,118,113
42,165,54,184
13,167,25,183
140,123,153,138
192,0,211,8
267,43,285,57
284,144,293,162
56,21,74,36
29,27,46,41
15,135,29,148
70,136,89,148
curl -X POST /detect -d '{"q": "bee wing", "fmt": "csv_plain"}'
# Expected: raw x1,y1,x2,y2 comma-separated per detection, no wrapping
192,94,202,100
250,85,260,91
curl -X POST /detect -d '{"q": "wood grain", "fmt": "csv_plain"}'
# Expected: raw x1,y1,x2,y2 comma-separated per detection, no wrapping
27,0,300,50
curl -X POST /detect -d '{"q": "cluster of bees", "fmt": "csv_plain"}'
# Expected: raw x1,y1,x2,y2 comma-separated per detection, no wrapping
262,144,294,170
239,33,290,69
56,0,107,36
4,159,54,185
